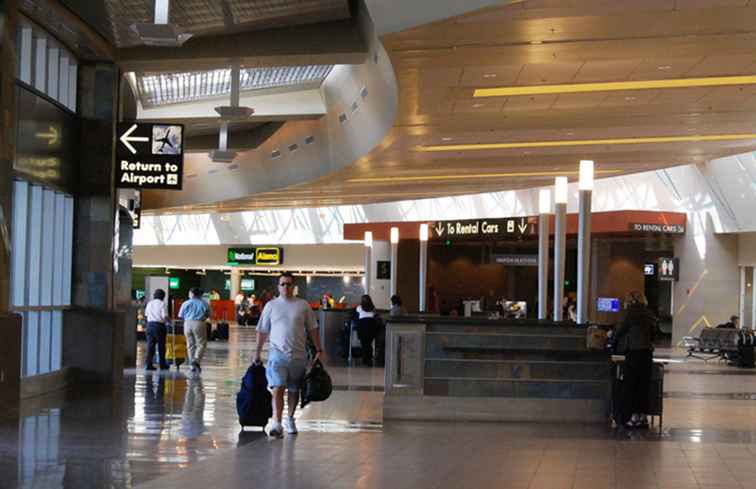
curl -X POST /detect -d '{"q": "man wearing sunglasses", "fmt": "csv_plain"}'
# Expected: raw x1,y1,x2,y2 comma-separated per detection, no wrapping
254,272,322,437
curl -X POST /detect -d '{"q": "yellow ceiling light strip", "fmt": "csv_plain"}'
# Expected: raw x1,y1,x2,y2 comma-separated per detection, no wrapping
418,133,756,153
474,74,756,98
347,169,621,184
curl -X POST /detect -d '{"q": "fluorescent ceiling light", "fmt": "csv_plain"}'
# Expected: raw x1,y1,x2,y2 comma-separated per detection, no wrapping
579,160,594,191
390,227,399,244
555,177,568,204
539,189,551,214
347,169,621,184
473,74,756,98
417,133,756,152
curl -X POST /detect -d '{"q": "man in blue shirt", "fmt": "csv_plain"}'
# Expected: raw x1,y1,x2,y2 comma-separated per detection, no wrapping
178,287,211,374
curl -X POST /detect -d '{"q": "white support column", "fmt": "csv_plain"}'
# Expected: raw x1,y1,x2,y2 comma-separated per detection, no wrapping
364,231,373,296
419,224,429,312
740,267,747,328
230,268,241,301
390,227,399,298
577,160,594,324
538,189,551,320
553,177,568,321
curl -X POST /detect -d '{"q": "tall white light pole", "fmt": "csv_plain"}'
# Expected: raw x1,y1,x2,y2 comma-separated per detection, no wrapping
364,231,373,296
553,177,568,321
538,189,551,320
419,224,429,312
390,227,399,298
577,160,594,324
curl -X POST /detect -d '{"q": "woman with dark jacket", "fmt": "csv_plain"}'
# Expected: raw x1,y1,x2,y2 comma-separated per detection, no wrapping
355,295,379,366
614,290,656,428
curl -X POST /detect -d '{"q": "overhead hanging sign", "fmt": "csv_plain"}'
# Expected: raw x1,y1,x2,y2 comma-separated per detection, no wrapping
116,122,184,190
492,254,538,266
430,217,537,241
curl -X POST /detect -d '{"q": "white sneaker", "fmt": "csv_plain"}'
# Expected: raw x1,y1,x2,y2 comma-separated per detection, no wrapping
283,416,298,434
267,421,283,438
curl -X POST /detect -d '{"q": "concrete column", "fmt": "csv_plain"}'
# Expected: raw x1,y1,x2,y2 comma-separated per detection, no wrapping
577,189,592,323
538,213,550,320
230,268,241,299
364,232,372,296
553,203,567,321
419,224,429,312
390,227,399,298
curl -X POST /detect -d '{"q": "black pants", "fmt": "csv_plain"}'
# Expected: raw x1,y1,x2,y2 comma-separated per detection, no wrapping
622,349,653,420
357,319,377,366
146,321,167,368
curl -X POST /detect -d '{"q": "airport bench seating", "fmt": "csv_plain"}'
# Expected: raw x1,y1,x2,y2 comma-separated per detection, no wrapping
682,328,739,362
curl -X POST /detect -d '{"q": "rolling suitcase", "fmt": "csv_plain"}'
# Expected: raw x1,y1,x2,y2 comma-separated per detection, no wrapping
165,321,187,369
216,311,230,341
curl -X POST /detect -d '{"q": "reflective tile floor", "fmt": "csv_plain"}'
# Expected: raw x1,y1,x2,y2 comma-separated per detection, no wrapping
2,327,756,489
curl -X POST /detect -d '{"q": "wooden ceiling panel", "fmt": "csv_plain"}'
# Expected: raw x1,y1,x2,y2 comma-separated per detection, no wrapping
572,59,643,82
684,55,756,77
460,65,522,87
628,57,705,80
551,92,609,109
502,94,559,111
516,62,585,85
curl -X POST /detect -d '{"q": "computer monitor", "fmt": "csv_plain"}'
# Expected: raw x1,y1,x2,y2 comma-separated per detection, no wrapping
597,297,621,313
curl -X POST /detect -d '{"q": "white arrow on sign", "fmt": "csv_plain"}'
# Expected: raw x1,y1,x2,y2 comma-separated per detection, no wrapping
120,123,149,154
434,223,445,237
518,218,529,234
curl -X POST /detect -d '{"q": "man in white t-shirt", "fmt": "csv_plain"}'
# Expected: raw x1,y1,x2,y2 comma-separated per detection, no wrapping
253,272,322,438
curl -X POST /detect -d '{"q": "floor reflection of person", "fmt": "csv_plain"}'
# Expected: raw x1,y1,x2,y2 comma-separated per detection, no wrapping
180,376,206,440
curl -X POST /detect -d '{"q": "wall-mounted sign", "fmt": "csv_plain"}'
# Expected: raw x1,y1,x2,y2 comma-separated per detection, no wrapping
116,122,184,190
227,247,284,266
430,217,537,241
256,247,283,266
377,261,391,279
169,277,180,289
241,278,255,290
227,248,256,265
658,257,679,282
492,254,538,267
630,223,685,234
644,263,656,276
597,297,621,312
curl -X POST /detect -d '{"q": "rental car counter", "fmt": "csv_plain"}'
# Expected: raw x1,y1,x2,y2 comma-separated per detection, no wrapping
383,315,611,423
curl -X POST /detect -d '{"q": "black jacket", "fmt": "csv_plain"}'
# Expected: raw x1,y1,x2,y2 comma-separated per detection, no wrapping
615,304,656,351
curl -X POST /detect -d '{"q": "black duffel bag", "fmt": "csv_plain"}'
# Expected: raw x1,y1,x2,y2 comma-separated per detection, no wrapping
300,360,333,408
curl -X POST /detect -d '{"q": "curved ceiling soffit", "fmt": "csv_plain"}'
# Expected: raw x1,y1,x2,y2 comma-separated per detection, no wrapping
141,6,398,212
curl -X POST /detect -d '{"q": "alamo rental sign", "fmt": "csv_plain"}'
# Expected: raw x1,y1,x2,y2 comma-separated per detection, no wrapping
227,247,284,266
430,217,538,240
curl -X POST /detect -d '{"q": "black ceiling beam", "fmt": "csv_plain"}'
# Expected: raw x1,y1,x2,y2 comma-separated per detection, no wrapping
117,18,367,72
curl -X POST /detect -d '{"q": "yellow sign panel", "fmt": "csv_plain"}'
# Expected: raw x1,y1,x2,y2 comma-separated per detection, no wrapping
256,247,282,265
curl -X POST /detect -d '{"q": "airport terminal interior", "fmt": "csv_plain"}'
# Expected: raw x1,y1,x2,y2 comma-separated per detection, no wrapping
5,1,756,488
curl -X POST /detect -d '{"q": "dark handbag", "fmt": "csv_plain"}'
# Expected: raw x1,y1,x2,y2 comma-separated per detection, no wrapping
300,360,333,408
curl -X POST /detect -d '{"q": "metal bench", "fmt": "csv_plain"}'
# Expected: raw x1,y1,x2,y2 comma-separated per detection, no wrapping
682,328,739,362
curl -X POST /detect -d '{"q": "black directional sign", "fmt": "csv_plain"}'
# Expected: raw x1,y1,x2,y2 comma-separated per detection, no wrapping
116,122,184,190
430,217,538,241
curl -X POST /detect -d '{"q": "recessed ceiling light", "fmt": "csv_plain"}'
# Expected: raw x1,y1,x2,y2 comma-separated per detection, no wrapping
657,65,672,70
531,40,543,44
416,133,756,152
441,137,453,142
472,103,485,108
483,73,497,79
473,74,756,98
624,96,636,101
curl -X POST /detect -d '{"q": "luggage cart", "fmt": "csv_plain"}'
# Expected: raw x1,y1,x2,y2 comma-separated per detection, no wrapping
611,356,664,433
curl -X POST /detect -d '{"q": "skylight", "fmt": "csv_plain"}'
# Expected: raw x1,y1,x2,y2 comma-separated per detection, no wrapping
136,65,333,107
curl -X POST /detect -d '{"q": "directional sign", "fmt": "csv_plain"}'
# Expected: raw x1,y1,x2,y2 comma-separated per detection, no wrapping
430,217,537,241
116,122,184,190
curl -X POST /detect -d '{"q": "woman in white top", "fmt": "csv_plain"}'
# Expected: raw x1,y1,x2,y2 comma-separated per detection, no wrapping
356,294,376,319
144,289,169,370
355,295,378,366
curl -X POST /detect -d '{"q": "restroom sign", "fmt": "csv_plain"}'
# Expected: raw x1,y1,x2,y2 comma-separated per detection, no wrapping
116,122,184,190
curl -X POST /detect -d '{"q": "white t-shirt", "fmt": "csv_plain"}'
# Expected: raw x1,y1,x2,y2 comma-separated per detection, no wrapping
234,293,245,305
145,299,167,323
257,296,317,359
356,305,375,319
